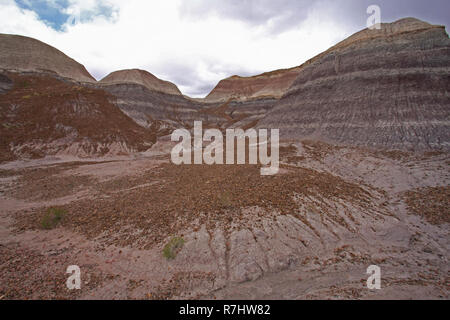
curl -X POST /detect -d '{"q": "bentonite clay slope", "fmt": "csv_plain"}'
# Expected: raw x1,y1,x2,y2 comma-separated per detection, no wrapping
99,70,275,132
204,66,302,102
99,69,207,133
0,34,96,83
103,81,278,133
258,18,450,151
98,77,226,131
100,69,182,96
0,72,156,162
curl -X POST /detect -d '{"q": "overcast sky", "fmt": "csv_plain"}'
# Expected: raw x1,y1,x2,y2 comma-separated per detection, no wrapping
0,0,449,97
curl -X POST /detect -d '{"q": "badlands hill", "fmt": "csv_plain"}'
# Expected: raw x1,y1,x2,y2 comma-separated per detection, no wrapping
1,17,449,161
198,68,301,129
98,69,219,132
0,72,156,162
100,69,182,96
98,69,207,133
99,69,271,133
257,18,450,150
0,34,95,83
0,37,157,161
204,66,302,103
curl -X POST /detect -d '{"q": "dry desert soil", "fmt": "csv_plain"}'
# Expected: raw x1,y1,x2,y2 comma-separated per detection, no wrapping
0,140,448,300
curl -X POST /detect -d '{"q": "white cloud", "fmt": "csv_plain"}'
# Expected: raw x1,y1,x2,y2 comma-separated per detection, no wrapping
0,0,353,97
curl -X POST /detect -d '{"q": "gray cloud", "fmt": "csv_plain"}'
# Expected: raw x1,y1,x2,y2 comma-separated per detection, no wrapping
179,0,314,34
321,0,450,31
180,0,450,35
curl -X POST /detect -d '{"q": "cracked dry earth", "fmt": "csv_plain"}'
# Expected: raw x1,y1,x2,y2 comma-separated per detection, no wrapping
0,141,448,300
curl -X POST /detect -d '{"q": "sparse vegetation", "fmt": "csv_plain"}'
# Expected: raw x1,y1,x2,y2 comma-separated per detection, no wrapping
163,237,185,260
40,207,67,230
2,122,20,130
19,80,30,88
218,191,234,209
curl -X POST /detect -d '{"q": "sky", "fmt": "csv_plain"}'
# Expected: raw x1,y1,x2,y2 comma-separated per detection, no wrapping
0,0,449,97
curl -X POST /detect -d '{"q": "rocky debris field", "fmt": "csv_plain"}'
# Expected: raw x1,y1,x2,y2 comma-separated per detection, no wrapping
403,186,450,225
0,141,448,299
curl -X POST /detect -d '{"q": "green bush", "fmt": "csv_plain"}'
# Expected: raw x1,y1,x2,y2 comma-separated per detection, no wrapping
20,81,30,88
218,191,234,209
163,237,185,260
41,207,67,230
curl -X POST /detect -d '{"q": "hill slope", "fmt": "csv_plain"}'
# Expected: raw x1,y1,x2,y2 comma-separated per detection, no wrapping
100,69,182,96
204,66,301,103
0,72,155,162
0,34,96,83
257,18,450,150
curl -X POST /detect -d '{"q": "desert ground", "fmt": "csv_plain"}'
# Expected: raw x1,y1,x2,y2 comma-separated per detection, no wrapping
0,140,448,300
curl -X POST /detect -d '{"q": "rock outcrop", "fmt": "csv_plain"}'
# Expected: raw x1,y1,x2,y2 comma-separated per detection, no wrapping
100,69,182,96
257,18,450,151
204,66,301,103
0,34,96,83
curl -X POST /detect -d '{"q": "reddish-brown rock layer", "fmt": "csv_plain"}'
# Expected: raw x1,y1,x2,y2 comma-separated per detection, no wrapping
0,34,95,83
204,66,302,102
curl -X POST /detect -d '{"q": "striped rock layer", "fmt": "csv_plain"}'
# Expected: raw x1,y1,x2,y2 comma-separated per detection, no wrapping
257,18,450,151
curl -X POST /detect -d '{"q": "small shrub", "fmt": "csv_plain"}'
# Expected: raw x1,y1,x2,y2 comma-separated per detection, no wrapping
163,237,185,260
41,207,67,230
218,191,234,209
20,81,30,88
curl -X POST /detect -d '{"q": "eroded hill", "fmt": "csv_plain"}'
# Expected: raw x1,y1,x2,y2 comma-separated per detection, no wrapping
0,73,156,162
257,18,450,151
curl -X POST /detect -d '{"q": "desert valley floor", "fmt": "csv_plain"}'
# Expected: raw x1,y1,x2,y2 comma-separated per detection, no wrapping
0,140,448,299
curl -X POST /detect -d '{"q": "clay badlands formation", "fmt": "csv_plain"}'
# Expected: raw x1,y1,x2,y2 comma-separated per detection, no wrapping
204,66,302,102
100,69,182,96
0,18,449,300
0,34,95,83
258,18,450,150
